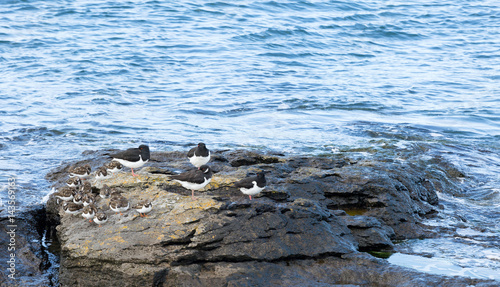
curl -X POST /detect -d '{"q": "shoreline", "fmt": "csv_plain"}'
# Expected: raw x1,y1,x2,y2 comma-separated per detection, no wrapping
2,149,498,286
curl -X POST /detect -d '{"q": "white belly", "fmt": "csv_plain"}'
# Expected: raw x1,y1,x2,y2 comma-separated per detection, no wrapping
65,209,81,215
240,182,265,196
113,157,148,169
93,217,107,225
94,173,108,180
69,173,90,179
136,206,152,214
107,167,121,174
175,177,211,191
189,152,210,167
82,212,95,220
56,194,74,201
111,203,130,213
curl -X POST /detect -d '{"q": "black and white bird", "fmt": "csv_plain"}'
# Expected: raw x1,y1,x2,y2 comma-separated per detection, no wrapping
82,193,95,207
132,200,153,217
187,142,210,168
82,204,97,223
110,196,130,215
66,177,82,188
99,184,111,199
93,166,108,182
93,210,108,227
80,181,92,194
72,192,84,205
69,164,91,179
62,202,84,215
104,161,123,175
170,165,212,200
234,171,267,200
109,189,123,199
54,186,76,203
109,145,150,177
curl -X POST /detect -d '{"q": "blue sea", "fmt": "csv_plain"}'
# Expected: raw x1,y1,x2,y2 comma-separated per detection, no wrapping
1,0,499,283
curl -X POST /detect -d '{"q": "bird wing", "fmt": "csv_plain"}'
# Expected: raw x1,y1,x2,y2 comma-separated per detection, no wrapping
171,169,206,184
187,147,196,158
234,176,257,189
110,148,140,161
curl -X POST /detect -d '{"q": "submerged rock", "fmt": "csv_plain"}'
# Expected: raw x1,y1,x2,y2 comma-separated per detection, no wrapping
43,150,497,286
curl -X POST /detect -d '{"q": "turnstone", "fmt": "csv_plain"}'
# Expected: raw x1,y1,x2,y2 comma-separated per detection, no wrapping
54,186,76,202
66,177,82,188
110,189,123,199
82,193,95,207
82,204,97,223
104,161,123,174
94,166,108,181
234,171,267,200
170,165,212,200
109,197,129,215
109,144,150,177
187,142,211,168
132,200,152,217
69,164,91,179
73,192,84,205
93,210,108,227
80,181,92,194
99,184,111,199
62,202,83,215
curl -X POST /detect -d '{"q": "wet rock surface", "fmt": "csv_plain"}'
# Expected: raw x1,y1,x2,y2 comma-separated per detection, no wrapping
0,207,59,286
161,253,497,287
40,149,498,286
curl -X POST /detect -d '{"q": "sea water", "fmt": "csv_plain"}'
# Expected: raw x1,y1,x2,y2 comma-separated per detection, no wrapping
0,0,499,283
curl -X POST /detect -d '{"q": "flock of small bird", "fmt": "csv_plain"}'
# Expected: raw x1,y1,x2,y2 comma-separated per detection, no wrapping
53,143,267,227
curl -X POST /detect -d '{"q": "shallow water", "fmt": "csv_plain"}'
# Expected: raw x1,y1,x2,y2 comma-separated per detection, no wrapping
0,0,499,283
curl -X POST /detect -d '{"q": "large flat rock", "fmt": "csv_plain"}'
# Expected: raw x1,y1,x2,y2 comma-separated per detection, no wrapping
43,149,492,286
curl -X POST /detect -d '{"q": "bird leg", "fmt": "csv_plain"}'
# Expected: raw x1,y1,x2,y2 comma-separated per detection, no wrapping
131,168,138,177
249,195,252,200
191,190,198,201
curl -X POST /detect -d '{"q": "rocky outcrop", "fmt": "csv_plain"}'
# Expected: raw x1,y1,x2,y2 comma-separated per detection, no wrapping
0,207,59,286
42,149,497,286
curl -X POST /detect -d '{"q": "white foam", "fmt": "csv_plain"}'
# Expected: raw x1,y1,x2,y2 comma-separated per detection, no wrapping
456,228,497,238
41,187,56,204
430,133,444,137
388,253,500,280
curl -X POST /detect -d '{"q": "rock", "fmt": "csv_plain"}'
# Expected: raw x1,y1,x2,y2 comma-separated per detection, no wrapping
342,215,395,250
55,184,356,286
225,150,283,167
161,253,499,287
317,162,440,239
41,149,497,286
0,207,58,286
